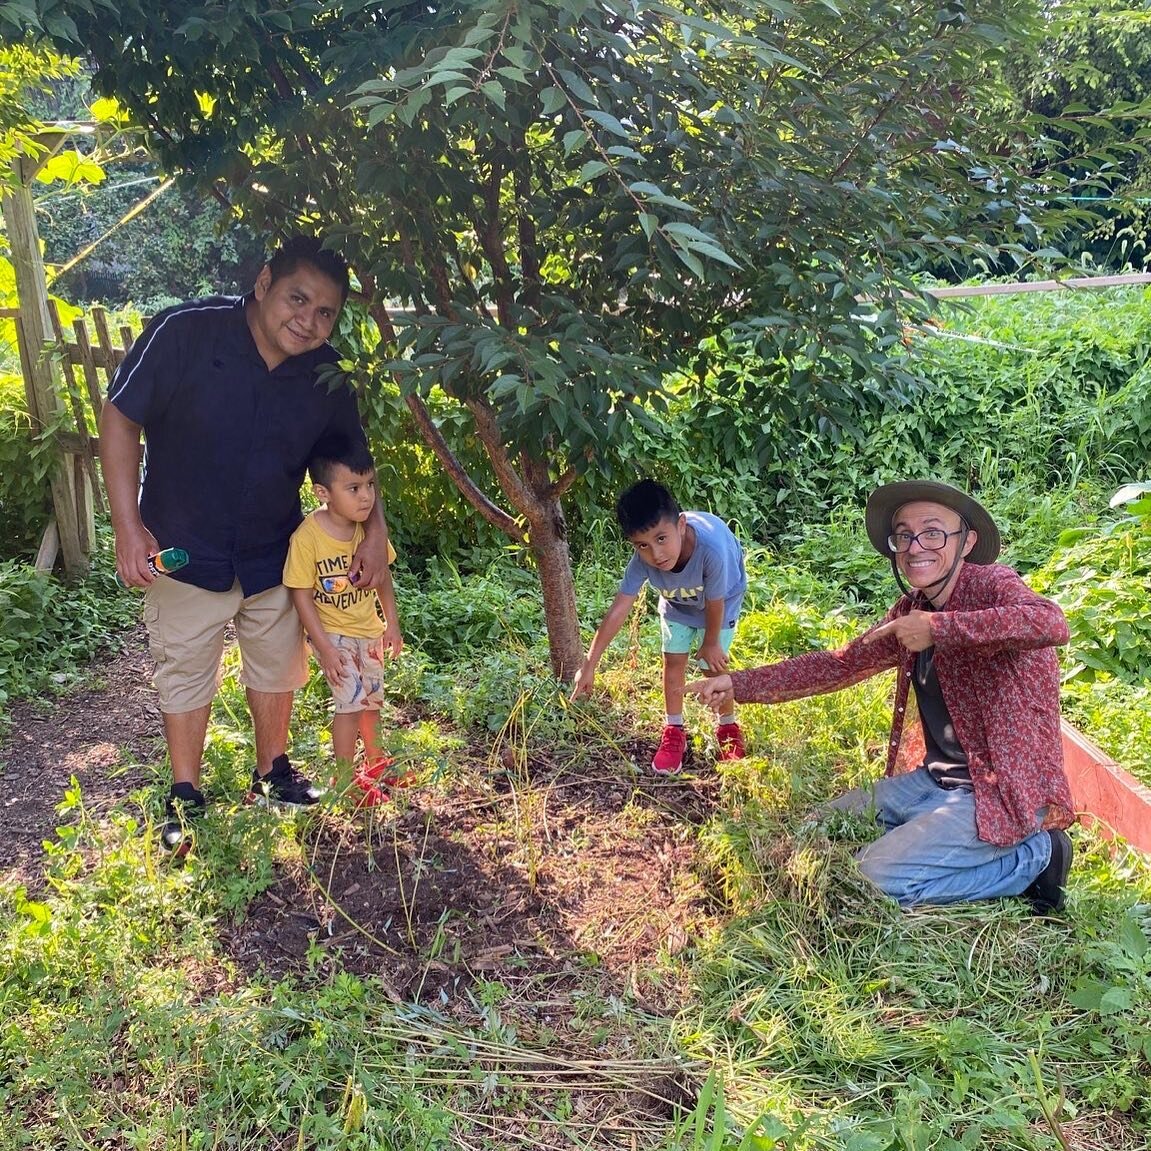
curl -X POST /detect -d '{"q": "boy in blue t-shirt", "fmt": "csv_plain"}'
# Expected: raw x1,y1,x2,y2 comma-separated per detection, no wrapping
571,479,747,774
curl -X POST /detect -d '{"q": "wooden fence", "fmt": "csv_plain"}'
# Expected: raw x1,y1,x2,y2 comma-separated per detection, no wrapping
6,303,139,573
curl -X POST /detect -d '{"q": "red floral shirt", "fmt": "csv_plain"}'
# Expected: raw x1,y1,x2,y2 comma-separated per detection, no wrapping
730,563,1075,846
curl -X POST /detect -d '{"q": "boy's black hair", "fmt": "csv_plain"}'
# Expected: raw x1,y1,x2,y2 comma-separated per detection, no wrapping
615,479,681,537
308,434,376,489
267,234,351,302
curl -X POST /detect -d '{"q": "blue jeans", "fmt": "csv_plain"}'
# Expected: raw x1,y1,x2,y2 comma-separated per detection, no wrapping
828,767,1051,906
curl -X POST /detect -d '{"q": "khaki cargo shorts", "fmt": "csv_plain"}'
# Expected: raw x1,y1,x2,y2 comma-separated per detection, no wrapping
144,579,308,713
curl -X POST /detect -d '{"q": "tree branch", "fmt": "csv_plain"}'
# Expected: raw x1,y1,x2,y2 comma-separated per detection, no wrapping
366,299,522,540
464,395,538,518
404,393,524,540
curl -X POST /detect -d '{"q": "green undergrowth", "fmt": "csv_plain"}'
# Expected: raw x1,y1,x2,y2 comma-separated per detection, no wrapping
0,522,138,720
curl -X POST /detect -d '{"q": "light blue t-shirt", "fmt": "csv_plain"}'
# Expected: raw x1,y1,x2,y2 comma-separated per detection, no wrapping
619,511,746,628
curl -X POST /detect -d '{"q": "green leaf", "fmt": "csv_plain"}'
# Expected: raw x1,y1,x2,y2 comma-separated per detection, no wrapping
562,129,587,156
34,151,105,186
480,80,506,110
540,86,566,116
576,160,610,184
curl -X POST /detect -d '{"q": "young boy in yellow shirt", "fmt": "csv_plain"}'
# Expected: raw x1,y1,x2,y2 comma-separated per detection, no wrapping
283,435,402,804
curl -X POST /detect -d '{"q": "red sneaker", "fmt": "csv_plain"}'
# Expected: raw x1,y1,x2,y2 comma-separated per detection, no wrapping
716,722,746,761
353,782,389,809
352,761,393,807
359,757,395,782
652,724,688,774
361,757,415,789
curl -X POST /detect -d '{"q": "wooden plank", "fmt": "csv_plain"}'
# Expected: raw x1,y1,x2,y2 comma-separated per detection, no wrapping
48,304,104,514
1062,720,1151,855
34,516,59,574
72,313,106,424
3,164,87,577
927,272,1151,300
91,307,114,367
73,452,93,553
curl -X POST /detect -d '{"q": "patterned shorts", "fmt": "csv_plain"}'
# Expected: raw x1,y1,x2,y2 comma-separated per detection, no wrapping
323,632,387,713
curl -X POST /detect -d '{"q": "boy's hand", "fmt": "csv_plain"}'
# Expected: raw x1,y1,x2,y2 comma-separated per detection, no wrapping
686,674,733,709
570,661,596,700
316,645,347,689
696,641,729,674
382,624,403,659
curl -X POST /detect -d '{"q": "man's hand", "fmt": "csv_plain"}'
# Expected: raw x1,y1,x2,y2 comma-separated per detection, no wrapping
696,641,729,674
863,610,935,653
113,520,160,588
686,673,733,709
570,660,596,700
348,532,392,589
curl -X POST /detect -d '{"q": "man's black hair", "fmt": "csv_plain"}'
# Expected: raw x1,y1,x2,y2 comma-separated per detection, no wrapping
615,479,681,537
267,234,351,302
308,435,376,489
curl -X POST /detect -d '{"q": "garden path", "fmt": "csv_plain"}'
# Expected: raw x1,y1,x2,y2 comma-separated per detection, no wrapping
0,626,161,894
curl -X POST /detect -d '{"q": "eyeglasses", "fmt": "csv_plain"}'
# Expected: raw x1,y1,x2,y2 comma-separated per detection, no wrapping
887,528,965,553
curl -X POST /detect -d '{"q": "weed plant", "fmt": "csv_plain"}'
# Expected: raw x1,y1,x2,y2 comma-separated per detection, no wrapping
1032,523,1151,684
0,371,54,560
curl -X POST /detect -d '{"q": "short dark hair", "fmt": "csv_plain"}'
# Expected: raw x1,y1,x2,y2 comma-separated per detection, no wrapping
616,479,681,537
267,234,351,302
308,435,375,488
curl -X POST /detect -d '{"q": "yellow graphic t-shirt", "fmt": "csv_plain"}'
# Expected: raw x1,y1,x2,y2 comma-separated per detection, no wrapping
283,511,396,639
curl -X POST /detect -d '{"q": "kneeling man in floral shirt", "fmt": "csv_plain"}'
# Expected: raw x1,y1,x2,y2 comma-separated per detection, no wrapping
689,480,1075,913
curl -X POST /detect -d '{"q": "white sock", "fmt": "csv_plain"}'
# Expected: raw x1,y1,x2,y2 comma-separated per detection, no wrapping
718,714,735,726
665,713,684,727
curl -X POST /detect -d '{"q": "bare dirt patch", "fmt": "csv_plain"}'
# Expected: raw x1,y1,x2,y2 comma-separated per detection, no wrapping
0,630,723,1023
222,749,721,1013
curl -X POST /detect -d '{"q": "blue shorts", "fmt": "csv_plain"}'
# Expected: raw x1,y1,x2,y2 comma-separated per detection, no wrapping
660,618,736,669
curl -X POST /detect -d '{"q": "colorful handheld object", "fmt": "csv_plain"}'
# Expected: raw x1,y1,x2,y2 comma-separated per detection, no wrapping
116,546,189,587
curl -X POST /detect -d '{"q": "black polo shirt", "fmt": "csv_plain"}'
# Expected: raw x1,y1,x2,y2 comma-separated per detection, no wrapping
107,294,365,596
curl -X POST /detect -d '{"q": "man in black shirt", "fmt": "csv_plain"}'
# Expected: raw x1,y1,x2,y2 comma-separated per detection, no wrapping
102,236,402,852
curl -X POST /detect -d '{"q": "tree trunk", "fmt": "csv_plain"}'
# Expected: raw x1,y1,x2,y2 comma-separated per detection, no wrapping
524,491,583,681
367,301,584,680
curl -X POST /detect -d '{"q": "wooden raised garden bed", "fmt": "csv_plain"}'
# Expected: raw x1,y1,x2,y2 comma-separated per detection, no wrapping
1062,720,1151,854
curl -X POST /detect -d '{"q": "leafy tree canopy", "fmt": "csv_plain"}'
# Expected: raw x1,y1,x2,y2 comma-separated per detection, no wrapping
1001,0,1151,266
7,0,1086,442
5,0,1134,673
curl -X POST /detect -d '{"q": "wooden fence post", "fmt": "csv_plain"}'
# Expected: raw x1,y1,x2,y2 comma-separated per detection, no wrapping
2,137,92,578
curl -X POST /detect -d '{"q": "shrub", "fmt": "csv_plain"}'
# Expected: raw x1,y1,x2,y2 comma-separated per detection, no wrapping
1033,525,1151,683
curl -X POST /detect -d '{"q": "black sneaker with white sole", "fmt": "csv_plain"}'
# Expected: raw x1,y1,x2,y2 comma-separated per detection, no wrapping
161,782,206,857
247,754,324,808
1024,828,1073,916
